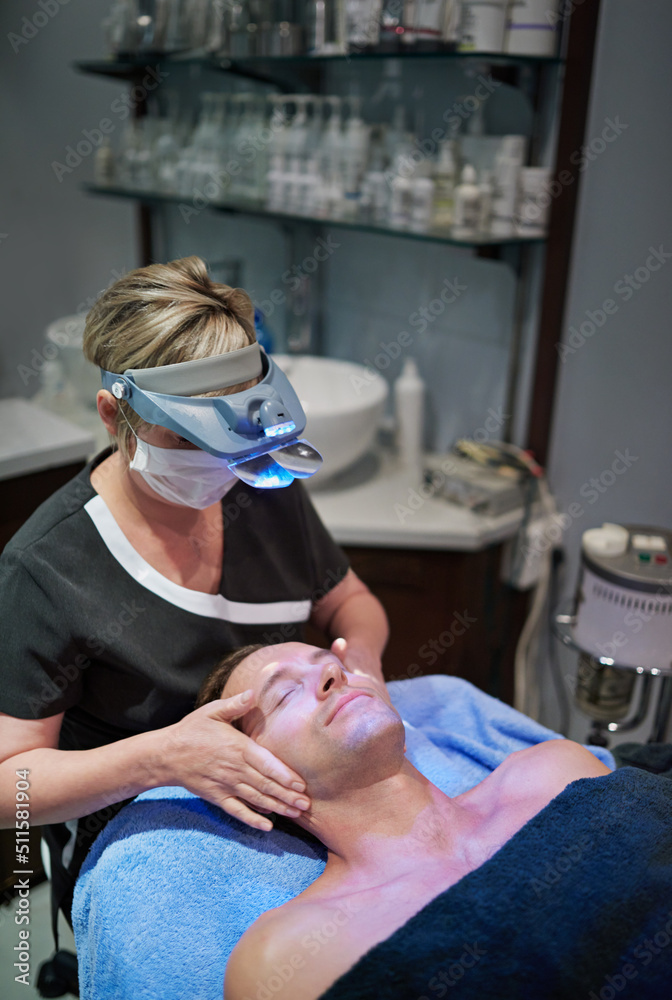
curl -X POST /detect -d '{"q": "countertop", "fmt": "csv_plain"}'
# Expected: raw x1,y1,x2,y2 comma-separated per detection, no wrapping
17,394,524,551
0,397,96,482
308,450,524,551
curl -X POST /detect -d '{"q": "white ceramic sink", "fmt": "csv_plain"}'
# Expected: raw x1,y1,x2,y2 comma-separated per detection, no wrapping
272,354,388,483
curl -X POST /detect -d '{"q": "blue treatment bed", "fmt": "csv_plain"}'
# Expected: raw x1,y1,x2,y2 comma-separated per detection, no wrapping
72,675,614,1000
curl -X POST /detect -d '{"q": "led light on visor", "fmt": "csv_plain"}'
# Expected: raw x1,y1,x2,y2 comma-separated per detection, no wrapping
264,421,296,438
271,440,323,479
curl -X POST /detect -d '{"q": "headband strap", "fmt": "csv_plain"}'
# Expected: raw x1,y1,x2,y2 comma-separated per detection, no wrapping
124,343,263,396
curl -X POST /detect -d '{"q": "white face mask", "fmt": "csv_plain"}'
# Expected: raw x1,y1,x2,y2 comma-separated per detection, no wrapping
129,438,238,509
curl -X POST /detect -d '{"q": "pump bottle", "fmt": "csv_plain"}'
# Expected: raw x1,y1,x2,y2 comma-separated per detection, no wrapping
453,163,481,237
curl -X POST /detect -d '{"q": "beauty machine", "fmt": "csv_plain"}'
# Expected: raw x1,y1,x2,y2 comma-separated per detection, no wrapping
100,343,323,487
554,522,672,746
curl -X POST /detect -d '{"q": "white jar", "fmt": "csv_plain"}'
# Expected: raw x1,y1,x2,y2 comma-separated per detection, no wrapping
505,0,561,57
458,0,508,53
516,166,552,235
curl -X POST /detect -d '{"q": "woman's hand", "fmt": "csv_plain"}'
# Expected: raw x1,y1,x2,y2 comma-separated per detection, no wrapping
331,637,392,706
153,691,310,831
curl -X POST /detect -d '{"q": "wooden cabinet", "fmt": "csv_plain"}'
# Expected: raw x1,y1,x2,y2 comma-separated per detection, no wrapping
306,542,530,705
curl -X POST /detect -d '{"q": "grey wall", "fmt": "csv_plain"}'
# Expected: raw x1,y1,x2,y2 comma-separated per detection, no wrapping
539,0,672,741
0,0,135,399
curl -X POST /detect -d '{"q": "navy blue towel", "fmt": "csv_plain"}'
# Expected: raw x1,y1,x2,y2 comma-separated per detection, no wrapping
319,767,672,1000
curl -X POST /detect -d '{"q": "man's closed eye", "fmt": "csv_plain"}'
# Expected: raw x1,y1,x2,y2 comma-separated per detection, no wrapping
271,689,295,712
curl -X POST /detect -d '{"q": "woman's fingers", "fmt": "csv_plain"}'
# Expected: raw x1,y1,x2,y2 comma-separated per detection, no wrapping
204,691,307,791
203,688,256,722
233,782,307,819
330,637,348,661
243,740,308,799
220,796,274,832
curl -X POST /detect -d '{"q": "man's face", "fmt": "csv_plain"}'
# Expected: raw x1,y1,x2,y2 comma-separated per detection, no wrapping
222,643,405,799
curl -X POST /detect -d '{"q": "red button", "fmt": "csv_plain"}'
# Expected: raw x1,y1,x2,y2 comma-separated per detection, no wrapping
655,554,668,564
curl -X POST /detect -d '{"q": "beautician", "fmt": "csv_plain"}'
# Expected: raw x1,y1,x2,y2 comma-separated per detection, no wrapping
0,256,389,927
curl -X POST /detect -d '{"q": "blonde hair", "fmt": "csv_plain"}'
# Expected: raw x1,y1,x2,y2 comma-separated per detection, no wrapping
83,256,257,458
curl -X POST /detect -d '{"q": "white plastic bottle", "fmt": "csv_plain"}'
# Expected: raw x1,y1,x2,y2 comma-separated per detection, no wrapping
388,173,412,227
453,163,481,238
478,169,493,234
94,136,116,186
410,161,435,232
342,96,371,218
394,356,425,479
431,139,457,228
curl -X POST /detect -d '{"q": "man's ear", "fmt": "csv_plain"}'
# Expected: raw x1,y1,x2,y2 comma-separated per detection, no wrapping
96,389,119,436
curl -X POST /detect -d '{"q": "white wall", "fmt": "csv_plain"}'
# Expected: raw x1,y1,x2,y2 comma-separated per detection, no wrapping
539,0,672,742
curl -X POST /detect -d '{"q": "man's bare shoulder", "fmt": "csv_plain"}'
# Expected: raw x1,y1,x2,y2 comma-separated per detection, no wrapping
224,897,351,1000
225,906,289,1000
487,739,611,807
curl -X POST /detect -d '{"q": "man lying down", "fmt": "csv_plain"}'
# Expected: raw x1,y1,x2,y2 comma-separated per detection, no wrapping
196,641,672,1000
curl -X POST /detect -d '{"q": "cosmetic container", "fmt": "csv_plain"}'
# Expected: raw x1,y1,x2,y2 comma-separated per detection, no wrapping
516,166,552,236
431,139,457,227
410,161,435,232
505,0,561,56
306,0,347,54
345,0,383,49
490,135,526,236
453,164,481,237
458,0,508,53
94,137,116,186
394,356,425,478
478,169,493,233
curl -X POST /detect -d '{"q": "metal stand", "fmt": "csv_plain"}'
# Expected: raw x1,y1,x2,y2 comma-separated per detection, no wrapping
553,602,672,745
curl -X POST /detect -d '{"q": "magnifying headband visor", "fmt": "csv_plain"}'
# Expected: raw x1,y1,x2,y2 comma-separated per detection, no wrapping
100,343,322,488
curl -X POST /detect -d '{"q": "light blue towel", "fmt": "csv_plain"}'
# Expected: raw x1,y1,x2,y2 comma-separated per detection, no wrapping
72,675,613,1000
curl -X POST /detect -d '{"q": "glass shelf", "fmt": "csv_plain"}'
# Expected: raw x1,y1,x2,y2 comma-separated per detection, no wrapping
83,183,546,249
75,47,561,81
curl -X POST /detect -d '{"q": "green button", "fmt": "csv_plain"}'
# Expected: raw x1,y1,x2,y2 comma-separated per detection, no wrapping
639,552,651,562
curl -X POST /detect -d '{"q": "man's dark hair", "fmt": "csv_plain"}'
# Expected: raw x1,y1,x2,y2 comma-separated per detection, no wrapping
195,644,266,709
